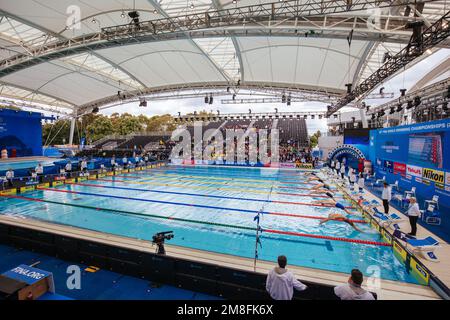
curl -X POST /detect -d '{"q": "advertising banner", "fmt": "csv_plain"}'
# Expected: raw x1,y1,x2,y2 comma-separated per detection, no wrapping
406,164,423,178
422,168,445,184
394,162,406,175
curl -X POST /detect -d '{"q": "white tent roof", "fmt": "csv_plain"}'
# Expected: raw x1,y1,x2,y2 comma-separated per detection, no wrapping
0,0,448,114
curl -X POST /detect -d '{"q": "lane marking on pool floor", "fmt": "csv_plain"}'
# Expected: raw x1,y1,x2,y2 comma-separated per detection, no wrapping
65,181,363,222
37,187,358,218
115,167,318,184
0,194,385,246
102,176,342,198
139,172,319,185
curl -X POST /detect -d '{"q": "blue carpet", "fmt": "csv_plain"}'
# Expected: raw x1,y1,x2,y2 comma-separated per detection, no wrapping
0,244,222,300
365,183,450,243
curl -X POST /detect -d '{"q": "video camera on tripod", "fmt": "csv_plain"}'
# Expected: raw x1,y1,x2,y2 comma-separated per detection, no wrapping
152,231,174,255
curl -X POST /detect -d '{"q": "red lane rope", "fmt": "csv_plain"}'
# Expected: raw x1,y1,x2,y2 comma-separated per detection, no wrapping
1,195,379,246
267,212,366,223
264,229,392,246
273,200,353,209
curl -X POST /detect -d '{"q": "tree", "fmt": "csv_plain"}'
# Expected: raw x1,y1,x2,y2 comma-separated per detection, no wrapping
309,130,322,148
86,115,114,142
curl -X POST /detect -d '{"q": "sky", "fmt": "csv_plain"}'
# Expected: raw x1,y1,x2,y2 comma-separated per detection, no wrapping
99,49,449,135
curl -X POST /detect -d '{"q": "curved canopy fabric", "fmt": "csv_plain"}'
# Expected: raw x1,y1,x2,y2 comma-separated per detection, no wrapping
0,0,448,113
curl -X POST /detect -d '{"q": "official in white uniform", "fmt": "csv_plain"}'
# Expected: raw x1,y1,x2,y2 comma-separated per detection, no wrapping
266,255,307,300
381,182,391,214
406,197,421,236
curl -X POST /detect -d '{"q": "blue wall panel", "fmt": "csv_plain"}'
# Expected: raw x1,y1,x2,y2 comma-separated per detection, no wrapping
0,109,42,157
369,119,450,207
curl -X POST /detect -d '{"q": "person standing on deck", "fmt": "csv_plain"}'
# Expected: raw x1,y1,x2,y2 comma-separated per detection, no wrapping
335,161,341,175
266,255,307,300
406,197,421,236
340,163,346,179
381,182,391,214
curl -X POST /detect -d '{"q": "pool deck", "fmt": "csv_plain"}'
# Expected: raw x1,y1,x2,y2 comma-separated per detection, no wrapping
0,156,54,163
346,185,450,294
0,214,439,300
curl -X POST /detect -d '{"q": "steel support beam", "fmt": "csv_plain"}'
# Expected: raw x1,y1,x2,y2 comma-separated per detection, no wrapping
0,1,435,78
327,10,450,117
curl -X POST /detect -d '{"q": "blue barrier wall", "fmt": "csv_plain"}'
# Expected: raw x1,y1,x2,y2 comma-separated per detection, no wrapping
0,109,42,157
369,119,450,207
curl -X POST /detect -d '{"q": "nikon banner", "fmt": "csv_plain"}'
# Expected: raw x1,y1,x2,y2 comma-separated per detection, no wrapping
295,163,313,169
422,168,445,184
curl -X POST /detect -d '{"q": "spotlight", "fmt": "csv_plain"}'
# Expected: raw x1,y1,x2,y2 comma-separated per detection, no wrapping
121,11,125,18
281,94,286,103
400,89,407,97
190,3,194,9
232,94,236,100
209,95,213,104
396,103,403,112
413,96,421,107
389,107,395,115
287,95,291,106
382,52,391,63
379,87,385,95
248,109,251,114
128,11,140,26
406,100,414,109
311,115,315,119
226,86,230,92
443,102,449,111
91,18,97,24
232,0,237,3
204,95,209,104
139,97,147,107
274,108,278,113
345,83,352,94
92,107,99,113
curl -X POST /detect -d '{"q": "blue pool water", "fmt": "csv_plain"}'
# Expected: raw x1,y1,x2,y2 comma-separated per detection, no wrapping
0,165,418,284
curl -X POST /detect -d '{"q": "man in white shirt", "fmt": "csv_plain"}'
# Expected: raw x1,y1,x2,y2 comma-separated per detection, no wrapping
357,174,365,193
334,269,375,300
266,255,307,300
65,161,72,172
5,168,14,187
381,182,391,214
335,161,341,175
35,163,44,175
80,159,88,172
340,164,346,179
406,197,421,236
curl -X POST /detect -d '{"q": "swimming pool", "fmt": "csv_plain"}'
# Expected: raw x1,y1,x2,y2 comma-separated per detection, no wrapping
0,165,418,284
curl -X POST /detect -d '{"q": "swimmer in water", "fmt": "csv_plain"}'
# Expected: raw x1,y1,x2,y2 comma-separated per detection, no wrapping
311,198,353,215
310,182,331,192
306,175,321,182
319,213,363,232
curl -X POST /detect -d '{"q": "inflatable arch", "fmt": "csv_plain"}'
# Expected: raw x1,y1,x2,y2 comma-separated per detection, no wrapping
328,144,366,163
